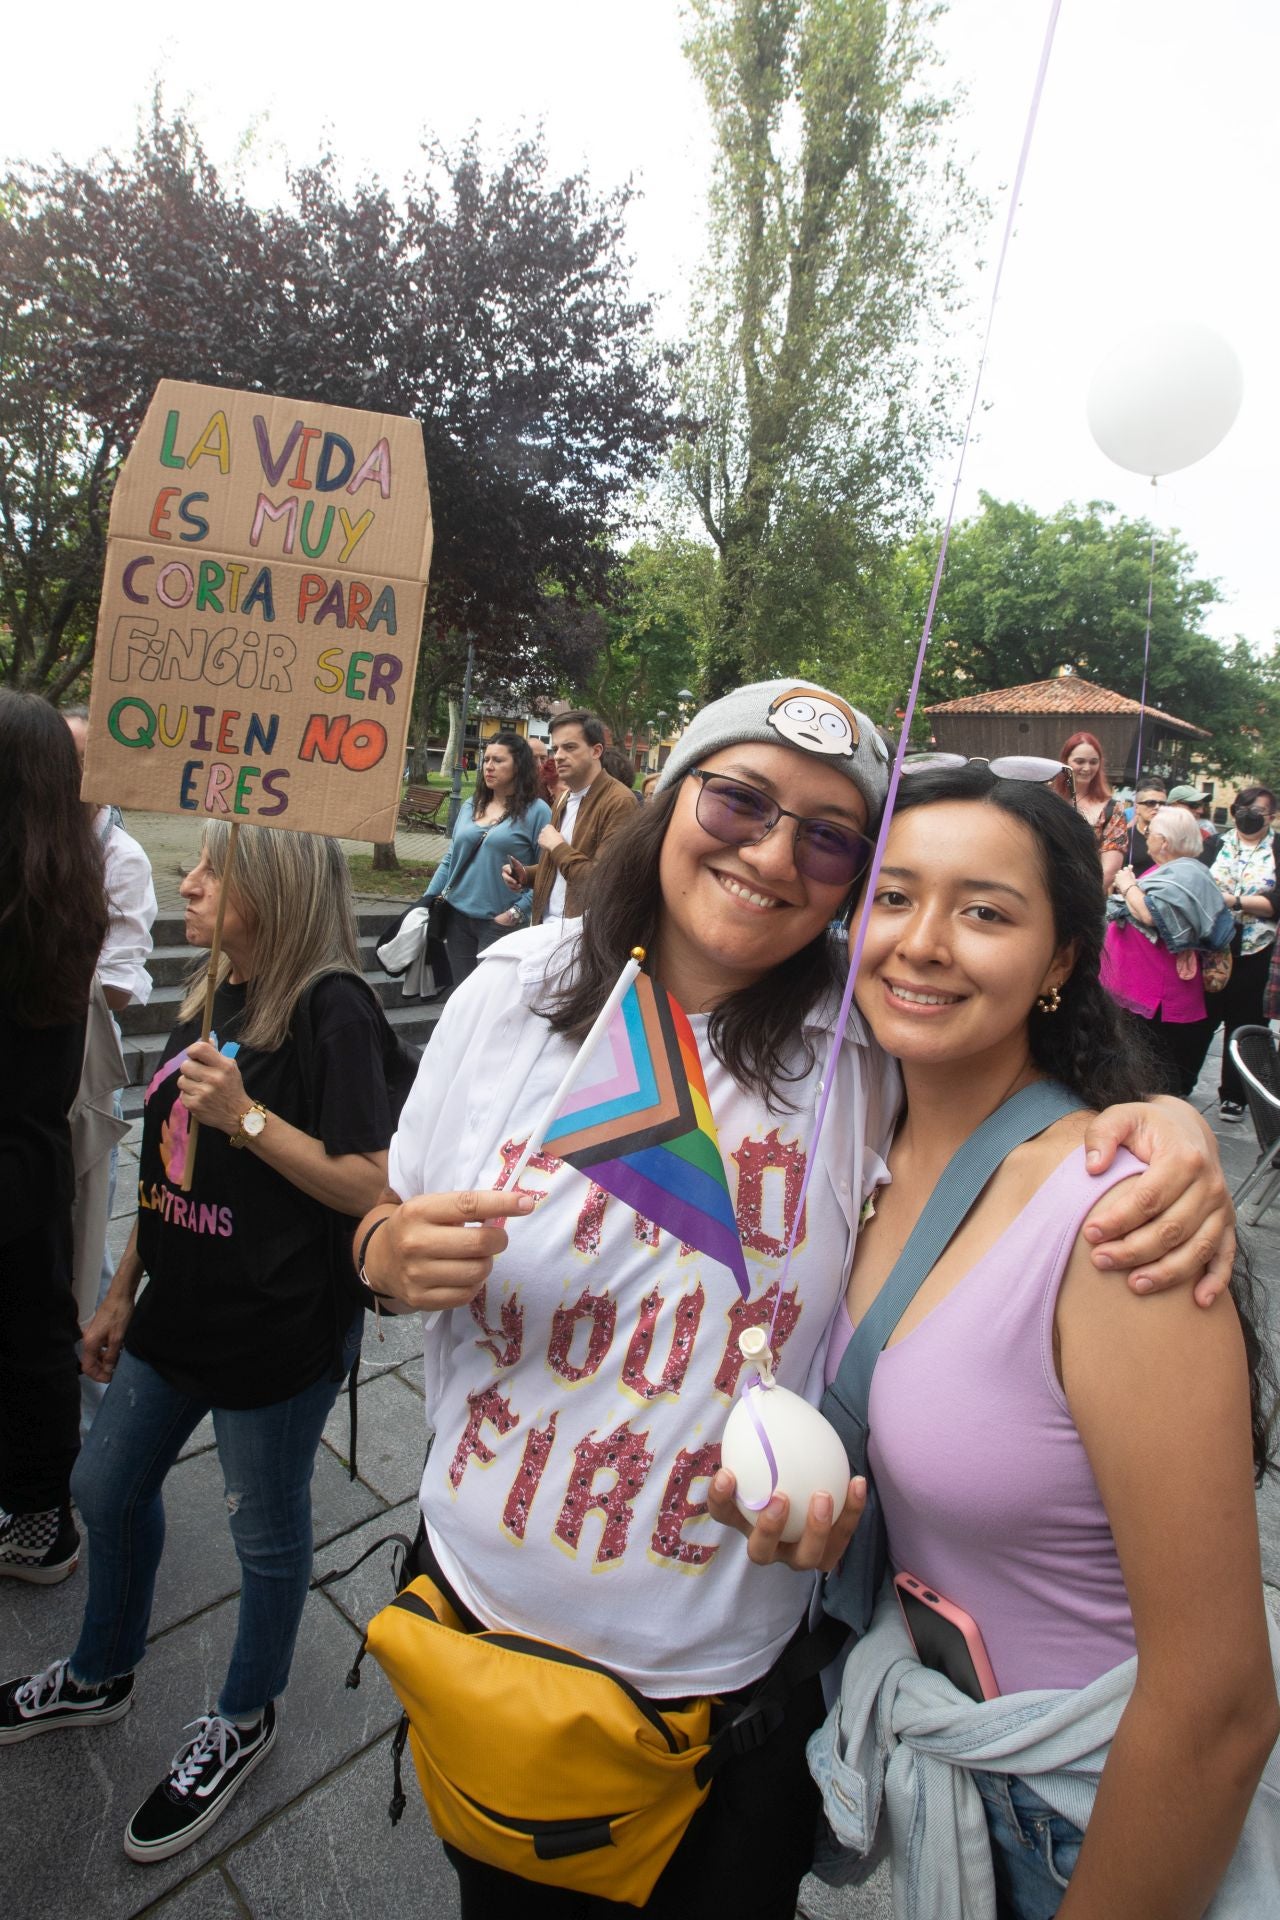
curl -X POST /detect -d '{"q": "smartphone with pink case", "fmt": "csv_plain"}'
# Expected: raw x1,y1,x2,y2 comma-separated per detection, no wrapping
894,1571,1000,1702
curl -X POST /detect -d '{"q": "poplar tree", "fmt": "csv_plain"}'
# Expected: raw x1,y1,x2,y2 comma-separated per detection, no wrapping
678,0,972,696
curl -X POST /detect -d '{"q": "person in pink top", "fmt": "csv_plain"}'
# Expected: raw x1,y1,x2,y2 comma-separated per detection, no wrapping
818,766,1277,1918
1101,803,1232,1095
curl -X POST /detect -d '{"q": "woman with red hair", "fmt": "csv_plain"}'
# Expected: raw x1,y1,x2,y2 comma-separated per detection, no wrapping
1053,732,1128,886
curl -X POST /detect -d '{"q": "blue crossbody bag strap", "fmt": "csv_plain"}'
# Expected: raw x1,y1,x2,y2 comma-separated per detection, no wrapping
821,1078,1084,1632
833,1079,1085,1418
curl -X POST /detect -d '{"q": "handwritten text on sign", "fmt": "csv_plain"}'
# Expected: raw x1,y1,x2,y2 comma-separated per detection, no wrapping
83,381,433,843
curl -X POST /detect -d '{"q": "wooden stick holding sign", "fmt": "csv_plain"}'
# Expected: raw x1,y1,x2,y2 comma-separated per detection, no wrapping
181,822,241,1192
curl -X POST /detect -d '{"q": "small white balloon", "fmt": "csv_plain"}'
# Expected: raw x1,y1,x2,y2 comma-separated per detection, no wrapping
721,1382,852,1544
1087,321,1243,478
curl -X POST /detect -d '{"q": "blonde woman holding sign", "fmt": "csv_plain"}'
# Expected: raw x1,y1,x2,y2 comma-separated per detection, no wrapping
1,825,394,1864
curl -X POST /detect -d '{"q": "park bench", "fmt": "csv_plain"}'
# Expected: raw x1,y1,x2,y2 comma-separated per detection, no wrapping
397,785,450,832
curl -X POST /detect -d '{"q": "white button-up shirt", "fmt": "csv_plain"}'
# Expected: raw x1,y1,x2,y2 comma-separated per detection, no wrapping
96,809,158,1005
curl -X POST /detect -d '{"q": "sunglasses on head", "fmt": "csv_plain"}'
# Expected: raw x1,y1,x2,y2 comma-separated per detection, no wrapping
901,752,1069,784
688,769,873,886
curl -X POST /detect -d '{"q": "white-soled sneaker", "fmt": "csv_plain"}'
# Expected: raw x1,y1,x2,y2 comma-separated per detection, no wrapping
123,1703,277,1863
0,1659,135,1743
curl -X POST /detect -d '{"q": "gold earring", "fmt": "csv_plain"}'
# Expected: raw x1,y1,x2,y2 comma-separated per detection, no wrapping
1035,985,1062,1015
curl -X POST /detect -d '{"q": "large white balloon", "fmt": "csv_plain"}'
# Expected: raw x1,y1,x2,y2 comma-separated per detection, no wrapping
1087,321,1243,478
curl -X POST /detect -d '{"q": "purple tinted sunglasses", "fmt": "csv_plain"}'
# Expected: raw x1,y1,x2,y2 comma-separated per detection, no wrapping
689,769,873,886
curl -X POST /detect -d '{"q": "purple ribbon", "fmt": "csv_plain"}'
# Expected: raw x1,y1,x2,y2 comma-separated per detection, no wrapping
765,0,1065,1361
736,1375,782,1514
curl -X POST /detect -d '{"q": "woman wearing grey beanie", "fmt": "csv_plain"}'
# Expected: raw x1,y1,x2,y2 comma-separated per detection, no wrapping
357,678,1233,1918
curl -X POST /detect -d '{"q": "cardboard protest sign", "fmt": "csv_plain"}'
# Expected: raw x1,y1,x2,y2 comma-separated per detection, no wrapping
82,380,433,843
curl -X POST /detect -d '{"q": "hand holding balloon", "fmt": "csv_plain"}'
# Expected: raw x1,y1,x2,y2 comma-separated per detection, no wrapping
711,1328,865,1570
708,1465,867,1572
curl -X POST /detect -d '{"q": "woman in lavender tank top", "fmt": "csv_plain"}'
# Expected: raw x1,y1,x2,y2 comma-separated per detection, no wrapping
829,765,1278,1918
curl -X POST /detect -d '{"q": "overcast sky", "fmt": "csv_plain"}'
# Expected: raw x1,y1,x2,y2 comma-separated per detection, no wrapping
8,0,1276,654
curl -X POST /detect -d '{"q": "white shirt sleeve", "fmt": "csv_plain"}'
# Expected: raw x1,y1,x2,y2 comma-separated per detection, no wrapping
98,824,158,1006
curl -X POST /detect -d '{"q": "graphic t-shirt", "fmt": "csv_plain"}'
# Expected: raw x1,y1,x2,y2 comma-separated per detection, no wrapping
389,926,896,1696
129,972,394,1407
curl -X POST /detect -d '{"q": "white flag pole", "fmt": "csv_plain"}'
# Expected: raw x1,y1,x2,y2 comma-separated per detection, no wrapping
505,947,646,1194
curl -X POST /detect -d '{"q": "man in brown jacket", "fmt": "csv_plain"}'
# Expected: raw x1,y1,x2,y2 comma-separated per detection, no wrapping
502,711,636,924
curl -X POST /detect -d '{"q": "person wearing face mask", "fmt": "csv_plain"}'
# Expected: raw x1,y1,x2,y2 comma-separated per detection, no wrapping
1198,787,1279,1117
1195,785,1276,870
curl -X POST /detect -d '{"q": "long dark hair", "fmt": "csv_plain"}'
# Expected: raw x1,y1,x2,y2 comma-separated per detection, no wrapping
541,782,848,1109
0,691,108,1027
474,731,541,822
890,765,1277,1479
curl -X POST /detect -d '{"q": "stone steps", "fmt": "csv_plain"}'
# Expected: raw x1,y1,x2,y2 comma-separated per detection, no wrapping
123,896,440,1106
143,930,386,989
119,962,429,1037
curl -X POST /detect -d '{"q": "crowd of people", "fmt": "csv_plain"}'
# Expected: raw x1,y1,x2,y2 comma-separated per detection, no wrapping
1073,723,1280,1116
1,679,1277,1916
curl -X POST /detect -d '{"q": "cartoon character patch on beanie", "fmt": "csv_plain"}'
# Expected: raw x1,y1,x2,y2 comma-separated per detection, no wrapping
766,688,860,758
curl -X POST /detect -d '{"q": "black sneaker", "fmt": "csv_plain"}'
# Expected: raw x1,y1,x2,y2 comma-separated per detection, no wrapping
1220,1099,1246,1121
0,1506,80,1584
124,1704,277,1863
0,1659,135,1744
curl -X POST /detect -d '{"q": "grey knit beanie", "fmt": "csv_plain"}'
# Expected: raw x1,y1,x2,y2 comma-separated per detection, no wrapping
657,679,890,819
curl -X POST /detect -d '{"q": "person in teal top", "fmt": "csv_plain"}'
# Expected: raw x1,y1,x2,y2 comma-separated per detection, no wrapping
425,732,551,983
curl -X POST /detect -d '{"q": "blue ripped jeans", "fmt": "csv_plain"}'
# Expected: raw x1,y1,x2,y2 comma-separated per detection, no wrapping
974,1771,1084,1919
68,1315,360,1719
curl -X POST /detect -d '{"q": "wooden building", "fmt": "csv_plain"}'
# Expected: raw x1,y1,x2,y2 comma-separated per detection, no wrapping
923,675,1209,783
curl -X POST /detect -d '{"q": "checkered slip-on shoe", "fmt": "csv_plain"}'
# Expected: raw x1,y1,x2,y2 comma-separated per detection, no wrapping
0,1506,80,1584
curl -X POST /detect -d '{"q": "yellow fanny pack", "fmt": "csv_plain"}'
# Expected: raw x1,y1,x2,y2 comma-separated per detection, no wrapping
360,1541,845,1907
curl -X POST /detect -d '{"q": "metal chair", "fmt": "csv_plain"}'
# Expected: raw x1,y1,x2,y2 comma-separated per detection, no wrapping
1227,1025,1280,1224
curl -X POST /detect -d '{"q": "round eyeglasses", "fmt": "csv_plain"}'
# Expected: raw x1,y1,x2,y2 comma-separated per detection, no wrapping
688,770,873,886
901,752,1068,785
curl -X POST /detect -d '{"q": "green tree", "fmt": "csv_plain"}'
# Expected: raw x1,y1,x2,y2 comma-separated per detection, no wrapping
0,104,672,697
581,539,714,744
896,494,1280,778
0,189,122,699
677,0,972,696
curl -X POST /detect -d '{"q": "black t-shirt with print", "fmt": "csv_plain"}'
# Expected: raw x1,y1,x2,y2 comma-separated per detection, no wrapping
129,972,393,1408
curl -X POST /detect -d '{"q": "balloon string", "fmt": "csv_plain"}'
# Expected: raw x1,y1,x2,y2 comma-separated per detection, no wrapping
766,0,1064,1354
1125,520,1160,865
737,1378,781,1514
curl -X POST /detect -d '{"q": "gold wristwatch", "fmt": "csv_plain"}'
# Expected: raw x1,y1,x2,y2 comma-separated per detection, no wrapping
228,1103,268,1148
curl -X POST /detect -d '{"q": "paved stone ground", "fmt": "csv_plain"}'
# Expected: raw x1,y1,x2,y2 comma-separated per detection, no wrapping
3,1022,1276,1915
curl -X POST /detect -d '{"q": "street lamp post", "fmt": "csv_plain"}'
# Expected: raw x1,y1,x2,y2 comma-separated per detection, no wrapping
447,638,476,836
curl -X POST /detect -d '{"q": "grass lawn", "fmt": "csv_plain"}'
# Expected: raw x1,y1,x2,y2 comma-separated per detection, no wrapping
418,771,477,793
346,855,438,899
